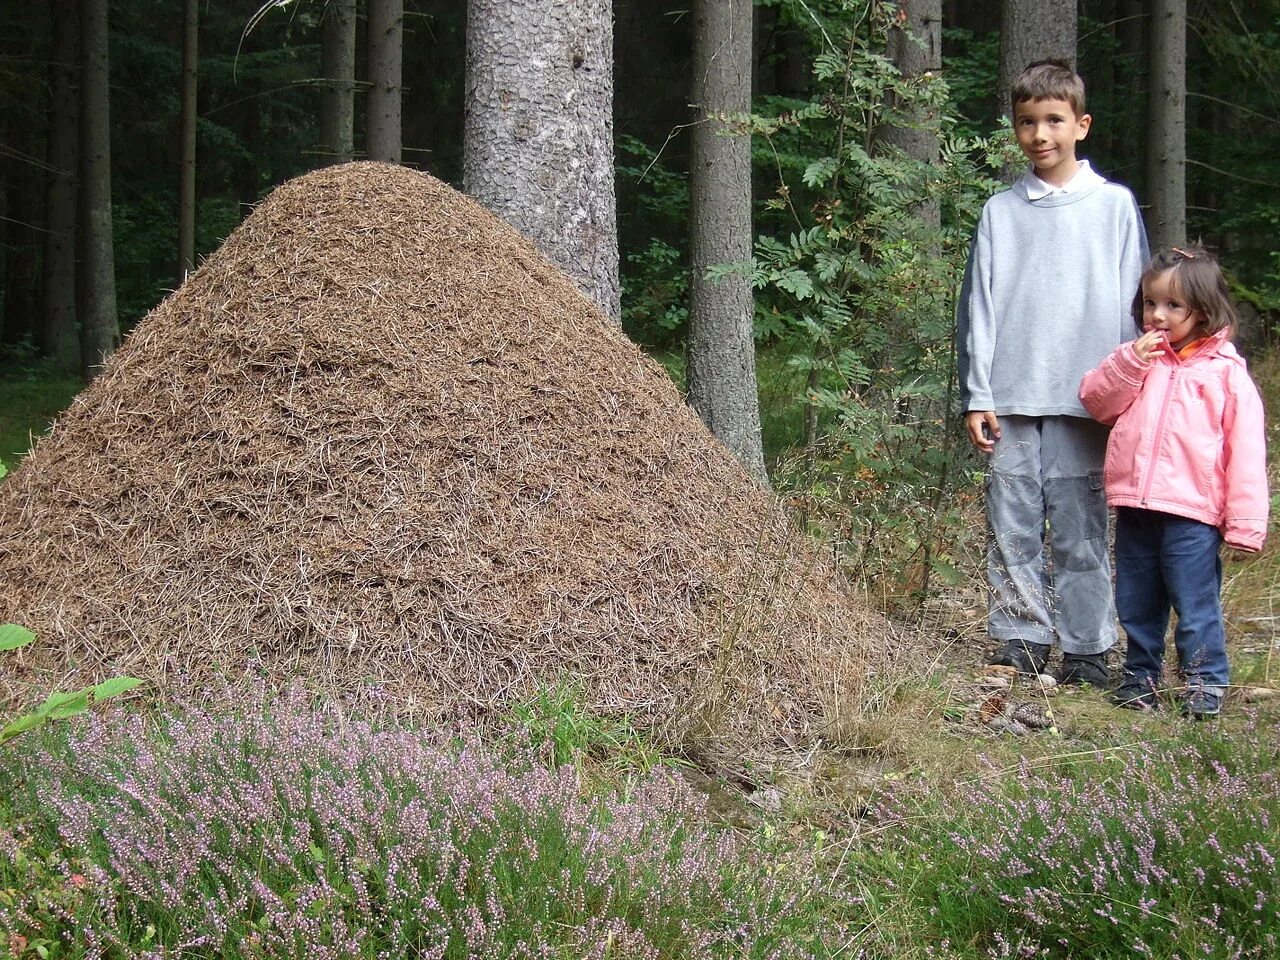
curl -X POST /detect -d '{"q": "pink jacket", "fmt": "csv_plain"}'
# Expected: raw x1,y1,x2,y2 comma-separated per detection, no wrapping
1079,329,1269,551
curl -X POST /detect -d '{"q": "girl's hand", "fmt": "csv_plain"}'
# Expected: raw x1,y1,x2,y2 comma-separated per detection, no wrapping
1131,329,1165,363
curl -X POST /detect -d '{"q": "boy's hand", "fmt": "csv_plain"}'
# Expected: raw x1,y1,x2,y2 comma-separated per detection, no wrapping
966,411,1000,455
1131,329,1165,363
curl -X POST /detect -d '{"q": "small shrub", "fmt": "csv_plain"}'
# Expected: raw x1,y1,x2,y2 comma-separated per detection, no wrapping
850,723,1280,958
0,624,140,746
0,690,848,959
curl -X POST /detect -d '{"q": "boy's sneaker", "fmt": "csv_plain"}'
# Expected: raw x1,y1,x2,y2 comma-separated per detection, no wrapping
1110,675,1158,712
1057,653,1111,688
988,639,1050,676
1182,683,1222,720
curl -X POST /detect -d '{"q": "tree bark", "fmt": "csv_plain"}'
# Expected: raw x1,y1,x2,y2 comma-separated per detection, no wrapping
997,3,1076,118
178,0,198,280
79,0,119,379
687,0,766,483
367,0,403,163
43,0,81,371
997,0,1076,181
881,0,942,230
1119,0,1146,196
1146,0,1185,250
320,0,357,164
463,0,620,323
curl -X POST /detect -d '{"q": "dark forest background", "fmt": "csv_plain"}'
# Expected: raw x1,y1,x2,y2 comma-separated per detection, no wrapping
2,1,1277,345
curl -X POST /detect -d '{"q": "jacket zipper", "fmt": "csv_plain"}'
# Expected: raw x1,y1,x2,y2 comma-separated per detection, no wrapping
1140,363,1179,507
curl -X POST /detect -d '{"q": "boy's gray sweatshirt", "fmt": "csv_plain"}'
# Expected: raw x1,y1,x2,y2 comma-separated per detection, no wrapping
957,175,1148,418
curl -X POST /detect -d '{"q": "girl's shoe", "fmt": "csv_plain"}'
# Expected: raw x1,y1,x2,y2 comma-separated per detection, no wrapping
1110,676,1158,711
988,639,1050,675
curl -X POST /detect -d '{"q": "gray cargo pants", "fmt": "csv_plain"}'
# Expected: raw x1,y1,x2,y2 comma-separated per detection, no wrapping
985,415,1115,655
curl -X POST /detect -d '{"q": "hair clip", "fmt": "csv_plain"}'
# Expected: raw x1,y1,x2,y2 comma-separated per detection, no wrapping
1171,246,1197,259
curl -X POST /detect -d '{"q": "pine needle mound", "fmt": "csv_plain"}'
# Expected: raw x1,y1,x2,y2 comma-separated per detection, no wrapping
0,162,894,750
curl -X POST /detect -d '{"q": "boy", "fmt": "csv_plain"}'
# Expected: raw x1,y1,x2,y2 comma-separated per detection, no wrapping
957,59,1148,685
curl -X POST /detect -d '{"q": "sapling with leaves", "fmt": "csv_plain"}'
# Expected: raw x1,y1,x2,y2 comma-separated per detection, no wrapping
745,0,1018,602
0,623,141,745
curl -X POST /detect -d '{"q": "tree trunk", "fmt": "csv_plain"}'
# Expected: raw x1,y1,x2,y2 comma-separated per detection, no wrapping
463,0,620,323
1146,0,1185,250
367,0,403,163
997,0,1076,141
178,0,198,280
1119,0,1146,196
881,0,942,229
43,0,80,372
79,0,119,379
320,0,357,164
687,0,766,483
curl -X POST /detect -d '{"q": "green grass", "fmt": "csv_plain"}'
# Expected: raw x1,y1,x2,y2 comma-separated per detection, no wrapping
0,360,81,473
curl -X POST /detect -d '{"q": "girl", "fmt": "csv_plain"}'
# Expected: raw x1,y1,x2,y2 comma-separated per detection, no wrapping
1079,245,1269,717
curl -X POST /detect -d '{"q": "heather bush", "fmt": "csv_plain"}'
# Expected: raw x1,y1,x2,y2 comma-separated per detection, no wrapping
853,722,1280,959
0,690,845,959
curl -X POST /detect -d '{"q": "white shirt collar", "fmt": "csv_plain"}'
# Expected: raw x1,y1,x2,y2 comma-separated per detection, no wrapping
1022,159,1105,201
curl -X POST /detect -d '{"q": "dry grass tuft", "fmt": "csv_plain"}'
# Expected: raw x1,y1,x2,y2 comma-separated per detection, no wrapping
0,162,901,755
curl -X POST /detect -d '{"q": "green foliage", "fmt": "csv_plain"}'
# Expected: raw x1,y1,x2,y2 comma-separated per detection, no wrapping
1190,3,1280,316
616,136,691,346
747,0,1019,604
0,625,141,745
508,680,671,777
939,26,1001,139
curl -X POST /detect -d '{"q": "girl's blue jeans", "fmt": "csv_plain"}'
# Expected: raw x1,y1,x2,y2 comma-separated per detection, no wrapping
1114,507,1229,696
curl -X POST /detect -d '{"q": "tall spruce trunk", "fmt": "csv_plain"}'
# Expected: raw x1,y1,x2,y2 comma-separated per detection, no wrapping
1146,0,1186,250
1119,0,1146,197
687,0,766,483
79,0,119,379
463,0,620,323
367,0,403,163
997,0,1076,179
880,0,942,229
42,0,80,371
320,0,357,164
178,0,198,279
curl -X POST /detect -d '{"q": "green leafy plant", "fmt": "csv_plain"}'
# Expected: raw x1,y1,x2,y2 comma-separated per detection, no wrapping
0,623,141,745
745,0,1022,607
508,679,674,777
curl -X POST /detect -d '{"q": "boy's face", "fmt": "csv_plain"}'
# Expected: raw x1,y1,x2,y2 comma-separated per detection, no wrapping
1013,97,1091,184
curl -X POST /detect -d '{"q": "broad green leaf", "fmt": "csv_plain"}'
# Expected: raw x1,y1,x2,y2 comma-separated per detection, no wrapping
93,676,143,701
38,690,90,721
0,713,46,744
0,624,34,652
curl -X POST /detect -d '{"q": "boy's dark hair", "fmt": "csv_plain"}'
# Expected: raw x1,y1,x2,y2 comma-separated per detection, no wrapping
1131,245,1237,338
1012,59,1086,117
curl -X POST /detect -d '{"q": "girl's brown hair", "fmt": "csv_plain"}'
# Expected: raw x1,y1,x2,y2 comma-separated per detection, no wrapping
1130,245,1236,338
